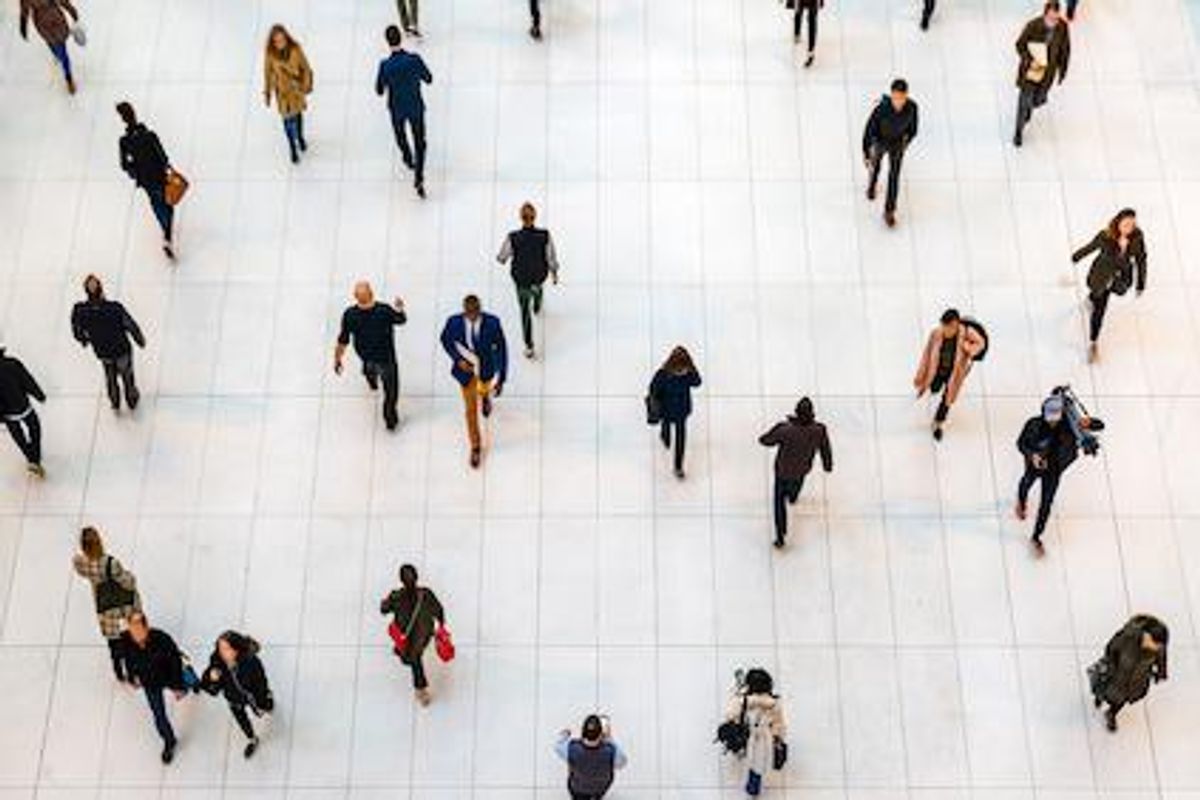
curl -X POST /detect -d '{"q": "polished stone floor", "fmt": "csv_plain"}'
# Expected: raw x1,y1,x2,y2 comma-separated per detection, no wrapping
1,0,1200,797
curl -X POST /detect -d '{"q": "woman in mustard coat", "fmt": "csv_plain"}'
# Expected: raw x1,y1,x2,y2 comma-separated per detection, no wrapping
263,24,313,164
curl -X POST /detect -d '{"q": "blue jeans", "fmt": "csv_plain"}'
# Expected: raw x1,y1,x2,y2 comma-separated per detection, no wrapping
283,113,305,155
48,41,72,81
144,687,177,747
144,185,174,241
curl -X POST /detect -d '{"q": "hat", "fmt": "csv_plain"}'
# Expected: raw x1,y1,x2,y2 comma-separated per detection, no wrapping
1042,395,1065,422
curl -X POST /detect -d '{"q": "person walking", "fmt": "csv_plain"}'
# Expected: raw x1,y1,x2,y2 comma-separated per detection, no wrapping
912,309,987,441
117,102,177,260
1012,1,1070,148
199,630,274,759
0,347,47,478
380,564,446,706
723,668,788,797
529,0,544,40
70,274,146,412
1089,615,1168,732
648,347,702,480
396,0,421,37
440,295,508,468
920,0,935,30
1015,395,1083,554
334,281,407,431
263,24,313,165
554,714,628,800
1071,208,1147,363
376,25,432,198
789,0,822,67
71,526,140,683
118,611,194,764
18,0,80,94
862,78,919,228
496,202,560,360
758,397,833,548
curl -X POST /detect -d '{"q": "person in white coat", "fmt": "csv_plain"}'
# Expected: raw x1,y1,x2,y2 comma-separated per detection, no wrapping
724,668,788,796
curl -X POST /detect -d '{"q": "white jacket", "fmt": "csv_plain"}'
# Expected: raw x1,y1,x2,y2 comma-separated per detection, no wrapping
725,692,787,776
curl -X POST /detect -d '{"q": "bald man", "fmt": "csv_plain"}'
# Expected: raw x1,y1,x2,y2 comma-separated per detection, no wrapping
334,282,407,430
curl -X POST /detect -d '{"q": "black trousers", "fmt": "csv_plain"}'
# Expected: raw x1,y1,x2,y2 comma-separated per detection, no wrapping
570,791,606,800
101,353,139,410
108,637,126,680
530,0,541,28
867,144,906,213
1088,290,1110,343
401,648,429,689
363,361,400,428
660,419,687,472
1017,465,1062,541
929,369,952,423
773,475,805,540
1065,0,1078,18
229,702,256,740
5,411,41,465
144,686,177,747
793,1,818,51
390,112,427,185
1015,83,1049,140
921,0,935,25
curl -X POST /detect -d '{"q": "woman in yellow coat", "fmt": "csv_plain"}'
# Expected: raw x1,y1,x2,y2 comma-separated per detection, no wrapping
263,25,313,163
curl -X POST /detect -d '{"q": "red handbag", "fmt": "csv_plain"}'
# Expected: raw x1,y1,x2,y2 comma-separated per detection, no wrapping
435,625,455,662
387,621,409,653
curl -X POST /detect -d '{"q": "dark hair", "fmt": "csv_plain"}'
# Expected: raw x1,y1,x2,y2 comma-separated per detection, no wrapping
1140,616,1170,647
581,714,603,742
80,526,104,559
463,294,481,312
115,101,137,127
83,274,103,301
1105,208,1138,240
662,346,696,374
890,78,909,94
217,630,260,659
1044,1,1061,12
940,308,960,325
744,668,774,696
399,563,418,589
385,24,403,47
794,397,814,424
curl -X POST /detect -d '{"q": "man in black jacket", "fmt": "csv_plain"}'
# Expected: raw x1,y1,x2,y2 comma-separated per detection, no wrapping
1015,395,1081,553
71,275,146,412
119,612,191,764
496,202,560,359
0,348,47,477
863,78,919,228
334,281,408,430
117,102,176,259
1013,2,1071,147
759,397,833,548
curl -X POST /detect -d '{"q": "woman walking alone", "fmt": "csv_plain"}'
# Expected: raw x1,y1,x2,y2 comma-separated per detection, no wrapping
1071,208,1147,363
380,564,446,706
723,668,787,796
1089,614,1168,732
263,25,313,164
199,631,274,759
648,346,702,480
72,526,141,683
19,0,80,94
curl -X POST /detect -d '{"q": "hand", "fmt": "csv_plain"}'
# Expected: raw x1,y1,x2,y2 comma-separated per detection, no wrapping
1031,454,1048,471
551,273,559,285
493,382,504,397
393,296,405,311
456,360,474,374
559,728,572,739
172,690,187,700
334,359,344,376
208,668,220,682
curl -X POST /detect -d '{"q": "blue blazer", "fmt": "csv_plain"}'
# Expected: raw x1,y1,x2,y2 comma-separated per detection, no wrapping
441,312,508,387
375,50,432,119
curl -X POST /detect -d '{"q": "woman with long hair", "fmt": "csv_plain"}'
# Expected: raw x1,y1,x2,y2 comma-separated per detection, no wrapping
19,0,80,94
199,630,274,758
263,24,314,164
72,526,141,683
1071,208,1147,363
648,346,702,479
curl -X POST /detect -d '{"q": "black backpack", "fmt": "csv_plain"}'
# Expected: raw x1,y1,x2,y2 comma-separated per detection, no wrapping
94,557,136,613
715,696,750,755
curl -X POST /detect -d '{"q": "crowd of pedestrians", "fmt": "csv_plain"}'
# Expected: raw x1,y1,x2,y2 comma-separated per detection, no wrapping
2,0,1179,796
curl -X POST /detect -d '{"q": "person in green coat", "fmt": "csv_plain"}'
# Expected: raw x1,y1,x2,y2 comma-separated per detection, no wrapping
1091,615,1168,731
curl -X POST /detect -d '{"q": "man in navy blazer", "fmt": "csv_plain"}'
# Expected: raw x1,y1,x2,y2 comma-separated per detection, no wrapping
375,25,432,198
440,295,508,468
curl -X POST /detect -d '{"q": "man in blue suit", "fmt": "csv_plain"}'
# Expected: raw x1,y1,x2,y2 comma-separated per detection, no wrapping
440,295,508,468
375,25,432,198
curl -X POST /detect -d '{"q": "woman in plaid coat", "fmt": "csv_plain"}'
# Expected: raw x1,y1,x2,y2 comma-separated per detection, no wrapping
72,526,141,682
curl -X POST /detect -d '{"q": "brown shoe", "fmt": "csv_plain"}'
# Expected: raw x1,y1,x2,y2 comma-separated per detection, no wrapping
884,210,896,228
1014,500,1027,520
416,688,432,706
469,448,481,469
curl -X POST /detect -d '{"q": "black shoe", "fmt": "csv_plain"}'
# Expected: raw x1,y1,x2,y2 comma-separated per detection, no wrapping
110,399,121,412
469,448,481,469
932,426,943,441
1013,132,1023,148
920,15,930,30
884,210,896,228
660,430,670,449
674,467,685,480
415,182,426,199
386,420,398,432
127,392,140,411
530,25,542,40
481,395,493,418
290,149,299,164
803,52,814,68
299,137,308,152
773,536,785,549
1031,535,1045,556
161,743,176,764
244,737,259,759
866,185,876,201
1105,709,1117,732
163,242,176,261
365,375,379,391
401,154,415,170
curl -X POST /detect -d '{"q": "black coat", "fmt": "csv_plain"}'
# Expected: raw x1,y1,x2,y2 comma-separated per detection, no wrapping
1072,231,1147,295
1017,416,1078,475
381,587,445,657
120,628,186,690
200,649,274,712
119,123,170,189
1015,16,1071,89
1101,615,1168,707
862,96,919,155
71,299,146,361
649,369,702,422
0,352,45,417
759,418,833,480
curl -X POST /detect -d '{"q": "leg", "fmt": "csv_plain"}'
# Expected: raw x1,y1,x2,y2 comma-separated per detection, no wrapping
24,412,41,466
516,285,535,352
47,41,73,84
1032,470,1061,542
673,419,687,474
793,8,802,40
102,360,121,410
146,187,174,243
530,0,542,34
804,4,818,52
1089,290,1109,343
659,419,671,449
381,361,400,430
107,637,127,681
410,0,420,30
117,354,140,410
867,145,883,198
531,282,543,314
410,114,428,188
1014,86,1033,145
296,112,307,149
283,115,301,162
772,478,789,544
397,0,412,30
1016,465,1038,508
5,419,37,465
1105,700,1123,730
462,378,482,455
229,703,256,739
144,686,177,748
1065,0,1077,19
391,114,415,168
921,0,935,28
884,147,905,214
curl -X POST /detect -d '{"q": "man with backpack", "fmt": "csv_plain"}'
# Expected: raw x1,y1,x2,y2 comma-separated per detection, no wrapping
912,309,988,441
554,714,627,799
862,78,919,228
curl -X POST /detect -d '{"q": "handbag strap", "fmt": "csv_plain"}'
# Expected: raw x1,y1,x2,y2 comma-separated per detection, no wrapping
403,590,426,639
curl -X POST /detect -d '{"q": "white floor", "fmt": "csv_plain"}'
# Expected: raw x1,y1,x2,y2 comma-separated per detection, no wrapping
2,0,1200,797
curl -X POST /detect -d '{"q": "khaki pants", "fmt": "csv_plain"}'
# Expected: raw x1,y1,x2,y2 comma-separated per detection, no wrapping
461,376,493,450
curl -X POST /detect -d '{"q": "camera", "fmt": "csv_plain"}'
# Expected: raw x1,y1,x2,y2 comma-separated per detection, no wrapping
1050,385,1105,456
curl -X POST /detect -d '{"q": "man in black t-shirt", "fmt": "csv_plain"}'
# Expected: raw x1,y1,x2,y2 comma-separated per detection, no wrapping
334,281,407,430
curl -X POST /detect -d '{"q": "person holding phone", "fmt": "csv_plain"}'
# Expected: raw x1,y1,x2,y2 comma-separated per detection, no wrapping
555,714,628,800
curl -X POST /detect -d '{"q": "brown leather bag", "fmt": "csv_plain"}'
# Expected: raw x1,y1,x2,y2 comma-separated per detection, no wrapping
164,168,190,206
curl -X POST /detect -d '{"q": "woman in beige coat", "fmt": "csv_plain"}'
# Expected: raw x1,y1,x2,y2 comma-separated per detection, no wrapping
913,308,986,441
263,24,313,164
72,526,141,683
724,668,787,796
